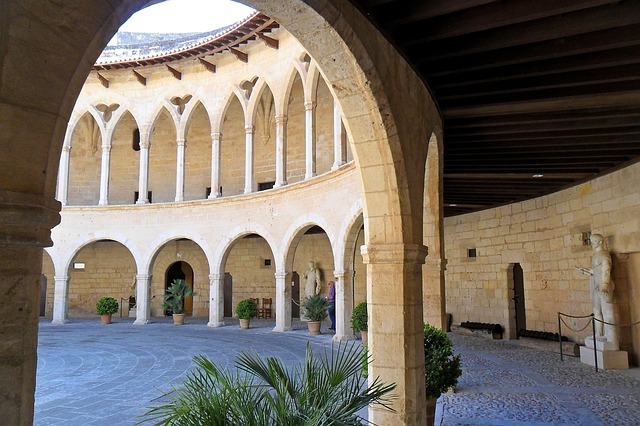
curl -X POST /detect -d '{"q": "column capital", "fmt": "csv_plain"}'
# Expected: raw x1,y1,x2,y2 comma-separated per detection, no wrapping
361,243,428,265
176,138,186,146
211,132,222,140
62,145,71,152
101,144,111,152
209,273,223,281
139,140,150,149
54,275,70,282
136,274,152,281
0,191,61,247
245,125,255,134
275,115,288,125
304,101,316,111
274,271,289,279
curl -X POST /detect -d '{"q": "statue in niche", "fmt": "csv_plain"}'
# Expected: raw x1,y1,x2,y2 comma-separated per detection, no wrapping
576,233,618,345
303,261,321,299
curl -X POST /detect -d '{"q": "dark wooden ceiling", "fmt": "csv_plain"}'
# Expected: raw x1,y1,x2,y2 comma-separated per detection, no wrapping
350,0,640,217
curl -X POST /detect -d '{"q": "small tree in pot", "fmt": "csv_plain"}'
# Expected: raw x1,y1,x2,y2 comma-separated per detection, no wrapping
351,301,368,345
424,322,462,425
302,294,329,335
236,298,257,329
96,296,119,324
162,279,196,326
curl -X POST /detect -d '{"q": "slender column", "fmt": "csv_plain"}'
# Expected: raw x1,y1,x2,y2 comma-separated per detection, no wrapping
363,243,428,425
244,125,254,194
51,275,70,325
57,145,71,206
133,274,152,324
332,102,346,170
274,115,288,187
332,270,356,341
98,143,111,205
175,138,186,202
273,271,292,332
0,190,60,424
208,132,221,199
207,273,225,327
136,135,150,204
304,101,317,179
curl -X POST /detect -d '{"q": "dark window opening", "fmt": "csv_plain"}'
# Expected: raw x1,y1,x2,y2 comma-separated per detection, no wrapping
258,181,275,191
206,187,211,198
132,128,141,151
468,248,477,258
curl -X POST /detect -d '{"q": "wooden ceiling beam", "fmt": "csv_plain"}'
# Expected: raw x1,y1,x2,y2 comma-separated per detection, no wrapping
448,117,640,136
373,0,499,27
392,0,618,39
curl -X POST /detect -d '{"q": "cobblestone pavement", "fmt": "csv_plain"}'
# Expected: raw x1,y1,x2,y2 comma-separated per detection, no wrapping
35,318,640,425
440,334,640,426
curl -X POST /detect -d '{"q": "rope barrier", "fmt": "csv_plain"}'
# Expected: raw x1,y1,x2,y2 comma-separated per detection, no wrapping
560,316,592,333
592,317,640,327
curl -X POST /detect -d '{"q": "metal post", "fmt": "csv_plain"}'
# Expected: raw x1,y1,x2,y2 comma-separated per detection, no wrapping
558,313,564,361
591,313,598,372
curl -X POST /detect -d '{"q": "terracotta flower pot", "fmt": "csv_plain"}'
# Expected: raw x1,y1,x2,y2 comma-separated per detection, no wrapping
361,330,368,346
172,313,185,326
239,318,250,329
100,314,112,324
308,321,321,335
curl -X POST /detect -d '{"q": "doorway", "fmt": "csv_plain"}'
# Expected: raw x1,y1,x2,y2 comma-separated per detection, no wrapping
512,263,526,337
224,272,233,317
291,272,300,318
165,261,194,315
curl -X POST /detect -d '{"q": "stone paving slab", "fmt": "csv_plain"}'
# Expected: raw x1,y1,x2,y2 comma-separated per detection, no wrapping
35,318,640,425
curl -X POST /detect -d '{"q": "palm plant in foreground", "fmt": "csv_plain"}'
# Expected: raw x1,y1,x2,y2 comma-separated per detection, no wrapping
140,342,396,425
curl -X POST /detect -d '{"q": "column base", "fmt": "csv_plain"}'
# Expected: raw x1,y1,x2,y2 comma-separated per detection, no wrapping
332,333,357,342
580,346,629,369
272,325,293,332
207,321,225,327
133,319,150,325
50,319,69,326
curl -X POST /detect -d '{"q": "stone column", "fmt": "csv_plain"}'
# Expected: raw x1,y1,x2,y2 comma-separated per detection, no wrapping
423,258,447,329
57,145,71,205
332,102,346,170
208,132,221,199
304,101,317,179
273,271,292,332
244,125,254,194
136,136,150,204
0,191,60,423
274,115,288,187
98,143,111,206
51,275,70,325
207,273,225,327
175,138,186,202
133,274,152,325
333,270,356,341
362,243,428,425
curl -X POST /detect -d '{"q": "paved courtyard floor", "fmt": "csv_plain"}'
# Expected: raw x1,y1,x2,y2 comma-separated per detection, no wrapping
35,317,640,425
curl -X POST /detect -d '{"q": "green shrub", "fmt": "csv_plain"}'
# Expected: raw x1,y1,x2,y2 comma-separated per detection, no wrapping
302,294,329,322
162,279,196,314
236,298,258,319
424,323,462,399
96,297,119,315
351,301,367,332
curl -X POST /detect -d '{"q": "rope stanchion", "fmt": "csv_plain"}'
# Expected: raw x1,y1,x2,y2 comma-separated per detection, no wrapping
557,312,593,363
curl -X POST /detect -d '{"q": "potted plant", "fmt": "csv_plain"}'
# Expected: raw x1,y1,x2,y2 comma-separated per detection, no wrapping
351,301,368,345
423,322,462,425
302,294,329,335
236,298,257,329
162,279,196,326
96,296,119,324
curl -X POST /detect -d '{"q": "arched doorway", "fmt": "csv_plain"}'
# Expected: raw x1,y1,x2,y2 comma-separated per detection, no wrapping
165,261,194,315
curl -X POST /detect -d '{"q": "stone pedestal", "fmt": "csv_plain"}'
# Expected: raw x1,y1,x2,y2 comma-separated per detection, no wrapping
580,337,629,369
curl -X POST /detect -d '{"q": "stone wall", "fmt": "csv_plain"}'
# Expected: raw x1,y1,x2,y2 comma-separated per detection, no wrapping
445,161,640,363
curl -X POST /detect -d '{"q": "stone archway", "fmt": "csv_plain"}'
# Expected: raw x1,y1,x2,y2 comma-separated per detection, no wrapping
1,1,441,423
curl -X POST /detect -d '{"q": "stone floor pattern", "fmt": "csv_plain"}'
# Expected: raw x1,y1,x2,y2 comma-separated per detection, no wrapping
35,318,640,425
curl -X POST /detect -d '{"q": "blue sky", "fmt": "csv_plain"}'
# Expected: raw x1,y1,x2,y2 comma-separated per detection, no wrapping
119,0,256,33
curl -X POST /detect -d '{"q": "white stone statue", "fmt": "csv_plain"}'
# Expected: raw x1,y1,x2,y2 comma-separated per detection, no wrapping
303,261,321,299
576,233,618,346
